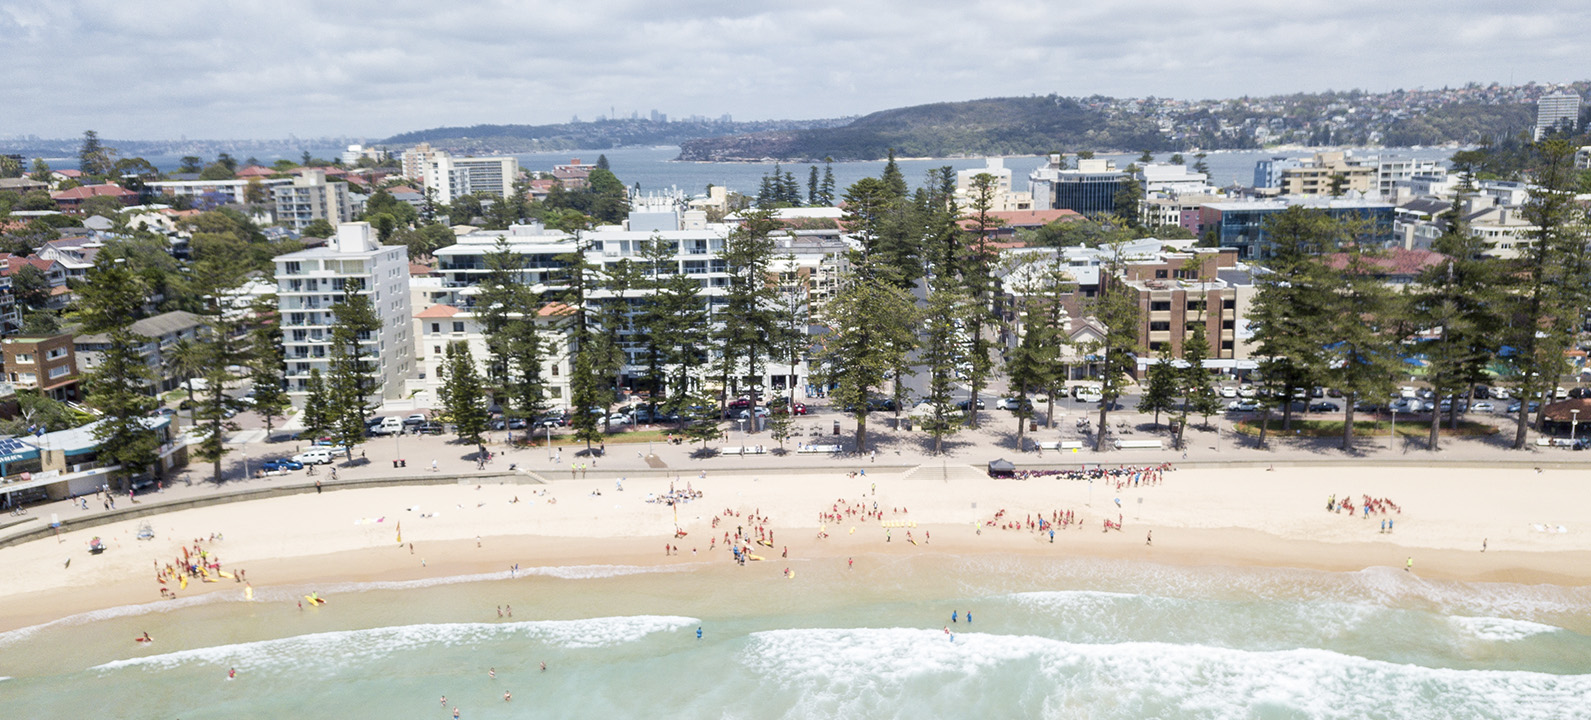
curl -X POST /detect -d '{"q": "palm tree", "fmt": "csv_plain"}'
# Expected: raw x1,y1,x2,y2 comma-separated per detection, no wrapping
167,338,208,428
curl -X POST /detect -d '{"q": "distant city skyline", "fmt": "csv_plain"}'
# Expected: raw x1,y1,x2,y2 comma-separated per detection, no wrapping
2,1,1588,140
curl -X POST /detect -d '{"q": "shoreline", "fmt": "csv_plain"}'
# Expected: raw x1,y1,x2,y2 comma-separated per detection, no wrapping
3,464,1590,634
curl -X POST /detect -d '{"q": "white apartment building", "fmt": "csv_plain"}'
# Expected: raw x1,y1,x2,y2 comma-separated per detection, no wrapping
147,177,290,205
273,223,413,407
421,152,520,204
273,170,354,232
955,158,1033,212
401,143,441,182
420,207,850,407
1136,163,1212,196
1535,90,1582,140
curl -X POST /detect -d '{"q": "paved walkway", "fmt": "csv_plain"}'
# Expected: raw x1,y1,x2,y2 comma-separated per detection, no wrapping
7,398,1581,536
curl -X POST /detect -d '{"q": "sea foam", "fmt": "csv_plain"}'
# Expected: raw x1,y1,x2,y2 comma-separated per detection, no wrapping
744,627,1591,719
93,615,697,673
1448,615,1565,642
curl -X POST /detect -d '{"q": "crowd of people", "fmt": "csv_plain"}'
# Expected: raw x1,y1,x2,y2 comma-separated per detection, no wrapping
155,533,249,599
1013,463,1174,488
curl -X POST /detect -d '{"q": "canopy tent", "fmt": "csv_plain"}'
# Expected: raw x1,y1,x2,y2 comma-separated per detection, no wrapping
987,458,1016,478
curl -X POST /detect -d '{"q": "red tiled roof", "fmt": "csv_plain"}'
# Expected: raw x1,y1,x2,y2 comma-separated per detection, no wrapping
388,186,421,195
414,304,460,319
235,166,276,177
51,184,137,201
54,169,83,178
408,262,433,276
1322,248,1447,277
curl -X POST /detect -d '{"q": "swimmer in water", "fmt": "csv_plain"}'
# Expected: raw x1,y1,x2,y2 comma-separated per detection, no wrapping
696,626,703,640
139,632,152,643
504,691,512,702
488,668,496,679
441,695,447,707
540,661,547,672
228,668,236,680
453,708,460,719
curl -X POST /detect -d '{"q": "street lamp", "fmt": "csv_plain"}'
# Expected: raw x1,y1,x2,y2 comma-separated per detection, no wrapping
1389,409,1397,451
1573,409,1581,441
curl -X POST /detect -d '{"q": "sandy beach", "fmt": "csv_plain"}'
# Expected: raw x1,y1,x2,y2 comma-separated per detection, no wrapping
3,463,1590,633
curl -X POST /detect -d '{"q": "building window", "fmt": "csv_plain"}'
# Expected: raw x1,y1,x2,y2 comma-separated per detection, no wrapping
48,365,70,379
1149,321,1171,331
1148,342,1166,351
1221,341,1234,350
18,372,35,383
1155,270,1168,279
1222,299,1235,309
13,353,32,364
550,387,562,399
551,364,559,377
452,322,465,333
46,348,66,360
285,261,301,275
1150,301,1171,312
1222,320,1235,330
434,346,442,355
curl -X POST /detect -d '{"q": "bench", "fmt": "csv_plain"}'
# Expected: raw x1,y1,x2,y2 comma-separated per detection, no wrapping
1535,437,1578,447
719,446,769,456
1036,441,1063,450
797,444,844,454
1114,439,1163,450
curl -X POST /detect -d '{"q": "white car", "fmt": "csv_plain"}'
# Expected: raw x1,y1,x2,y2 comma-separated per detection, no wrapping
292,448,336,465
1491,387,1510,400
606,413,632,425
1220,386,1238,398
1238,385,1257,398
1472,401,1496,412
1228,400,1259,412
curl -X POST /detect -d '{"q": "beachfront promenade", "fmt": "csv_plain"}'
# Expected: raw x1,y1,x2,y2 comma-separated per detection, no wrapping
4,400,1583,549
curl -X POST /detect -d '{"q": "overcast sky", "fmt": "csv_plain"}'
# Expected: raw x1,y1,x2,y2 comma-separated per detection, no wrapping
3,0,1587,141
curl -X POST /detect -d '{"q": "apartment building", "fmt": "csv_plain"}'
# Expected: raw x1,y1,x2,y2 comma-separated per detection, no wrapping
147,177,290,206
75,311,207,393
421,152,519,204
1278,152,1376,196
955,158,1034,212
423,207,848,405
1030,157,1126,216
2,334,79,401
1197,197,1395,259
273,170,354,232
1534,90,1582,140
273,223,413,406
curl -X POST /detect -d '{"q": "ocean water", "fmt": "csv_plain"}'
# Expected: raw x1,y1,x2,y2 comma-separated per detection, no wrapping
2,555,1587,719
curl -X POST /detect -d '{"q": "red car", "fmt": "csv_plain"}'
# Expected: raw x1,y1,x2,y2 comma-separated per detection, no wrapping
774,402,809,416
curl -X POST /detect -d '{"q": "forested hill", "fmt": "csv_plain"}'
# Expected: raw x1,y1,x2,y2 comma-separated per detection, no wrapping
677,96,1167,162
381,117,851,154
678,84,1586,162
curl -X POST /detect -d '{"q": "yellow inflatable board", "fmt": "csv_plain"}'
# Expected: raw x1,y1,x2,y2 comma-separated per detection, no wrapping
244,586,254,601
202,576,217,583
304,595,326,606
748,554,765,561
179,576,187,590
218,570,234,579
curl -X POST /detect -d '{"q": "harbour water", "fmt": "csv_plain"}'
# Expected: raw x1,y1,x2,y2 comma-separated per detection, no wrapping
2,554,1587,718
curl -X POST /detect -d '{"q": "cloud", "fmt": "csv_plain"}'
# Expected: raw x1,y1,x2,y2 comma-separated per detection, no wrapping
0,0,1586,140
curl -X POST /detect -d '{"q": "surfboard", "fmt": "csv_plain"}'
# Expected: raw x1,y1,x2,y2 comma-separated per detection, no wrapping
218,570,234,579
179,576,187,590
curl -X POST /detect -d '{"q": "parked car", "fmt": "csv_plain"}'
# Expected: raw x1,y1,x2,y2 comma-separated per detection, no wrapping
1492,387,1511,400
1072,386,1103,403
403,414,428,427
787,402,809,416
533,416,566,428
1308,401,1340,413
1354,401,1381,413
955,398,987,411
414,421,445,435
369,417,404,435
1219,386,1238,399
1228,400,1260,412
607,412,633,425
1506,400,1541,414
1472,401,1496,412
292,448,336,465
736,407,771,419
260,458,304,472
1237,385,1257,398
